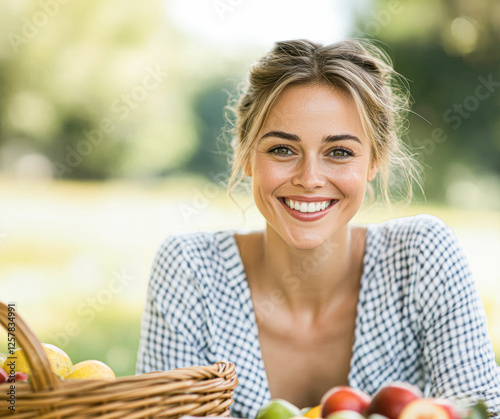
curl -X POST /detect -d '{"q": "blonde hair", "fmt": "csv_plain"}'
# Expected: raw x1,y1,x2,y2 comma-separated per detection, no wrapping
227,38,421,206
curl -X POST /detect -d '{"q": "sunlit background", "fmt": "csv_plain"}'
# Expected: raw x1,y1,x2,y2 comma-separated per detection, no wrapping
1,0,499,377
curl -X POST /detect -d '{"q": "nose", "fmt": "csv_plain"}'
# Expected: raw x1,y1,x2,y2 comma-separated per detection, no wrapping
291,155,326,190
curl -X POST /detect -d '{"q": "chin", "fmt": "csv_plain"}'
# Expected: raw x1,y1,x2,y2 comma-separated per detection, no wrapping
280,229,329,251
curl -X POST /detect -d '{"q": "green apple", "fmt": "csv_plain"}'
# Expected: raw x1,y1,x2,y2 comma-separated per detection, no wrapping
464,400,489,419
256,399,302,419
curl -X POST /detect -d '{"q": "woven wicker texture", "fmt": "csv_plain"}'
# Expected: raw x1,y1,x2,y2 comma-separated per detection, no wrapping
0,301,238,418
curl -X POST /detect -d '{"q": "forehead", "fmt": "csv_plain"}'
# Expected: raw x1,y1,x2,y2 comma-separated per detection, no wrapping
260,83,366,141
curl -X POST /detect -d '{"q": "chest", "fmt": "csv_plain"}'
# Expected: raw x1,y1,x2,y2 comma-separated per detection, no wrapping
256,299,359,409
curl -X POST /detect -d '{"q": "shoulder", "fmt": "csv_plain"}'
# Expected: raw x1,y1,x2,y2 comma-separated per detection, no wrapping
366,214,471,291
148,229,240,301
154,229,236,264
368,214,454,250
370,213,448,235
364,214,464,277
149,229,238,286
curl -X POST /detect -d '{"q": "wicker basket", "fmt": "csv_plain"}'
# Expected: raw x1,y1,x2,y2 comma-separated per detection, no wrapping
0,301,238,418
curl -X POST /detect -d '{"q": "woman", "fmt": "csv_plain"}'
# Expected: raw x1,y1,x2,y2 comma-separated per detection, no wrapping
136,39,500,418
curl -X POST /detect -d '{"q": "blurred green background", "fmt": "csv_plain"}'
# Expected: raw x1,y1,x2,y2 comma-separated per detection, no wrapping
0,0,499,377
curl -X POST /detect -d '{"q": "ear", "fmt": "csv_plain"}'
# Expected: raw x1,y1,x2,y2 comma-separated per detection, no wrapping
367,158,378,182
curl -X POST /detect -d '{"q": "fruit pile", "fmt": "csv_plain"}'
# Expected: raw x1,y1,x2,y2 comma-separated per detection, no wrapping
256,383,490,419
0,343,115,384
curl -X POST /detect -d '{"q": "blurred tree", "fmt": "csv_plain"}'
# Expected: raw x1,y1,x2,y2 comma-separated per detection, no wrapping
352,0,500,204
0,0,197,179
181,82,234,179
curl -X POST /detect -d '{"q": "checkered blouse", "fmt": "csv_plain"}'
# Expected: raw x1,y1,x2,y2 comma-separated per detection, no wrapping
136,214,500,418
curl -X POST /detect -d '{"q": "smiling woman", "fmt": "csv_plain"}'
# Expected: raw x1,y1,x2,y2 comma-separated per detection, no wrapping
230,39,418,208
136,39,500,419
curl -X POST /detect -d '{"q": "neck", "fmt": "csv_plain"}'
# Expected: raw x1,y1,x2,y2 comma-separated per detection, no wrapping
254,223,365,320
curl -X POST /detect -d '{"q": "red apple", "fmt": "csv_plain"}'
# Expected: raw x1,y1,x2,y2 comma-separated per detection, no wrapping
399,399,449,419
14,372,28,382
0,368,8,384
431,399,461,419
367,382,423,419
321,386,372,417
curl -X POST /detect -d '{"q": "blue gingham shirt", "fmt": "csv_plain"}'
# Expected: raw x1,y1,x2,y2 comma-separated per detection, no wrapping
136,214,500,418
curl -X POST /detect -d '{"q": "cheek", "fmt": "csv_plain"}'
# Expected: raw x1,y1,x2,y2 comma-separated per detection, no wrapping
332,165,368,196
253,159,290,190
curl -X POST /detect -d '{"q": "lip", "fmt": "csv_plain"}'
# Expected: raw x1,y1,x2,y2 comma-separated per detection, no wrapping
282,195,335,203
279,197,338,222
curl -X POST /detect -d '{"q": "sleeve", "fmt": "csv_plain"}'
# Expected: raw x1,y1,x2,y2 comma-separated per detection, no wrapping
136,235,211,374
414,216,500,415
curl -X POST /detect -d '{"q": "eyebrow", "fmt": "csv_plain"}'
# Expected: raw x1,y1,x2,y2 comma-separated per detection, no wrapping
258,130,361,144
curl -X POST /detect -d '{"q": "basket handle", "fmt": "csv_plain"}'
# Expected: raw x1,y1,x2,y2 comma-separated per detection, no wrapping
0,301,61,391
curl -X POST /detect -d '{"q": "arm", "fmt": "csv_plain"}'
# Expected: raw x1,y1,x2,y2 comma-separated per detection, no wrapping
136,235,210,373
415,218,500,416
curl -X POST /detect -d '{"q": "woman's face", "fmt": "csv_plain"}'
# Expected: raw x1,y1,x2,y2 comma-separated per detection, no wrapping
246,83,377,250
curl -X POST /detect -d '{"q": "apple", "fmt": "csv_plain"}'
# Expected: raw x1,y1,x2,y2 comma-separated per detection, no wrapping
14,372,28,382
367,382,423,419
0,368,8,384
326,410,366,419
432,399,461,419
465,400,489,419
321,386,372,417
256,399,302,419
399,399,449,419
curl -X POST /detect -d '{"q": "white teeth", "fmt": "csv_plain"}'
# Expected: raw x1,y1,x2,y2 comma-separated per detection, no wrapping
284,198,332,213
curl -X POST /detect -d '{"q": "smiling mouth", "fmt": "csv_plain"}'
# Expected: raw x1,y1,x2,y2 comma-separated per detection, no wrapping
283,198,337,213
